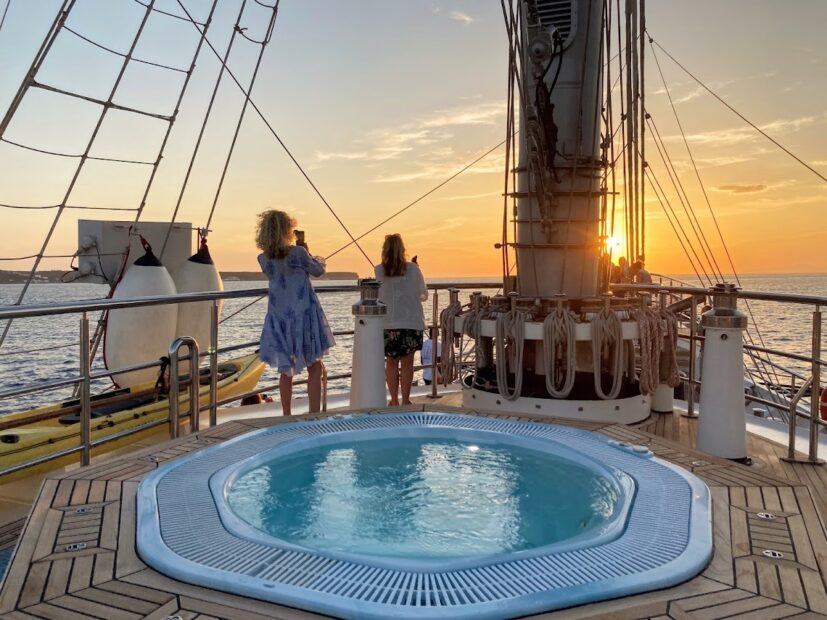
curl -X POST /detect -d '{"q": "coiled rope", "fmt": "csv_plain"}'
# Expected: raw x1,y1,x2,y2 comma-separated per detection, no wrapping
542,306,577,398
462,306,491,370
439,299,463,385
633,305,682,395
591,307,624,400
634,306,663,395
659,308,681,388
495,309,526,401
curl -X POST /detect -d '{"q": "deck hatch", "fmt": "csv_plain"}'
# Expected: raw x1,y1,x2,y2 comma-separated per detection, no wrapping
137,412,712,620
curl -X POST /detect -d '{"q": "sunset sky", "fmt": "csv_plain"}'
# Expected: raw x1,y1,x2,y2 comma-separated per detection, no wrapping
0,0,825,278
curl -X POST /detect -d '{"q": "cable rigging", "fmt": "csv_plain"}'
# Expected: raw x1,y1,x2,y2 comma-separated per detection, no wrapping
172,0,374,269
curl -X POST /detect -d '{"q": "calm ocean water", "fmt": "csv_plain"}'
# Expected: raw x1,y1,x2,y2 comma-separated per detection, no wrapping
0,274,823,414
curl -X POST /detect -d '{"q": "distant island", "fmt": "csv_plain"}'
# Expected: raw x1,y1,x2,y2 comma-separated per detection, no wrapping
221,271,359,282
0,270,359,284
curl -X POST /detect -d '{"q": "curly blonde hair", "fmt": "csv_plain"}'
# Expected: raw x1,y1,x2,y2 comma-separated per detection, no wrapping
256,210,296,259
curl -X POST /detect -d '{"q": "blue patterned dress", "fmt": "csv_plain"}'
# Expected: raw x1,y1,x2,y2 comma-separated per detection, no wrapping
258,247,335,376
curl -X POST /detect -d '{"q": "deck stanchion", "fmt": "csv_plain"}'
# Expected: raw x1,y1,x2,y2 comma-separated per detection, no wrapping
430,290,439,399
808,306,822,463
684,295,699,418
79,312,91,466
350,280,387,409
209,301,219,427
169,337,200,439
696,284,750,462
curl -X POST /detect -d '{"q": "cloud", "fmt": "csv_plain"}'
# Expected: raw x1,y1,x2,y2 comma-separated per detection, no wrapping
448,10,475,24
813,160,827,166
712,184,767,194
314,151,370,162
672,113,825,147
651,72,777,107
442,190,501,201
312,100,506,182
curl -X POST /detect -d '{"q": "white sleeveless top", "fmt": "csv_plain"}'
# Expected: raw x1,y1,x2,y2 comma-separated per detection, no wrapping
374,262,428,331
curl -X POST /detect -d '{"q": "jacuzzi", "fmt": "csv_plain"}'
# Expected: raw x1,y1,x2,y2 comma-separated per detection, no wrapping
137,412,712,619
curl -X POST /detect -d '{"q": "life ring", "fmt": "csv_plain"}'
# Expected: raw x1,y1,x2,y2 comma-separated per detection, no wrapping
820,387,827,421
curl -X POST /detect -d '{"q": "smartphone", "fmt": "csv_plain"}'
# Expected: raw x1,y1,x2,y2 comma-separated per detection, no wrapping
296,230,306,247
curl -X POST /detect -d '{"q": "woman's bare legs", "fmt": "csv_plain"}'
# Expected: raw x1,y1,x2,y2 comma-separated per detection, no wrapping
279,373,293,416
307,361,323,413
385,357,400,406
400,352,415,405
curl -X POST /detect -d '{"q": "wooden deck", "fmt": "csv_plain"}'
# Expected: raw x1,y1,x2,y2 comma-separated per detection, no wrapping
1,406,827,619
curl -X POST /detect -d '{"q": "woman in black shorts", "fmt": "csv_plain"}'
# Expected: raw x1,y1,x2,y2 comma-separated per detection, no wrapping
374,234,427,406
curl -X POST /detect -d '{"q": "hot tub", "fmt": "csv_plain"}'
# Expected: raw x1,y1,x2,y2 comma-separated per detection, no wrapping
137,412,712,619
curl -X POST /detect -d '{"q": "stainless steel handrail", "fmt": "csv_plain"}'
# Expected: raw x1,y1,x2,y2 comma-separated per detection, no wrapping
617,281,824,463
613,283,827,307
0,281,500,479
167,337,199,440
0,281,502,320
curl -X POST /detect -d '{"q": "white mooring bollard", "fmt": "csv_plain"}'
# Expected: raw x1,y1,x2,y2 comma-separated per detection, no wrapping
697,283,749,461
350,279,387,409
651,384,674,414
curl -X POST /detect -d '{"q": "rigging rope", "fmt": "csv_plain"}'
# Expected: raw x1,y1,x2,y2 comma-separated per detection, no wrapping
542,304,577,398
0,0,169,350
649,37,827,185
205,1,280,231
438,299,463,386
590,306,624,400
633,305,662,395
495,307,527,401
62,25,187,73
159,0,251,258
324,138,510,262
0,136,155,165
0,0,11,36
173,0,374,268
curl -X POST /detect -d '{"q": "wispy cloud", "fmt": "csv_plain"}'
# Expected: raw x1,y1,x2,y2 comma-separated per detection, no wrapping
672,113,825,147
712,179,796,195
441,190,501,201
448,10,475,24
313,100,506,183
651,72,777,106
712,184,768,194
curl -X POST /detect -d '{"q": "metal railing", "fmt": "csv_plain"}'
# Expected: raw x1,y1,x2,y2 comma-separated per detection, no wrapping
614,282,825,463
0,281,501,479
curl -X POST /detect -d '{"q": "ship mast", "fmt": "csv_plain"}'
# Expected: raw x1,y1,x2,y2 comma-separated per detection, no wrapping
452,0,660,423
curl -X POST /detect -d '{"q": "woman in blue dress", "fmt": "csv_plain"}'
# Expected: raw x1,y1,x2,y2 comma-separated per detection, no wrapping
256,210,335,415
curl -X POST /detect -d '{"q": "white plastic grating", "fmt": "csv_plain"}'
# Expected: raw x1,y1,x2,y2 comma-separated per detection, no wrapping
138,413,712,620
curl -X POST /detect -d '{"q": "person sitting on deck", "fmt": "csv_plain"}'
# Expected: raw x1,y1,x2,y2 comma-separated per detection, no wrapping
256,210,335,416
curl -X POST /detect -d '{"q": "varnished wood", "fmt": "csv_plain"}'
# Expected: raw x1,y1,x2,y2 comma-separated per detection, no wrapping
2,406,827,619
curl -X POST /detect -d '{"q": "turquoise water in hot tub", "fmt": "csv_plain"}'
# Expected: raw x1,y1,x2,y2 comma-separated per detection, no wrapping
226,437,621,560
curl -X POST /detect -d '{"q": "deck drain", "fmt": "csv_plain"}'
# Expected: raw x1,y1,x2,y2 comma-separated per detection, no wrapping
756,512,776,520
762,549,784,559
64,542,87,552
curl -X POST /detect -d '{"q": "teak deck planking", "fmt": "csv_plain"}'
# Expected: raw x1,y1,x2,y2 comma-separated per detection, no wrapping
1,405,827,619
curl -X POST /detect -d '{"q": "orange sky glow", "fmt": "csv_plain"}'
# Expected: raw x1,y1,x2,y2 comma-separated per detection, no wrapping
0,0,825,280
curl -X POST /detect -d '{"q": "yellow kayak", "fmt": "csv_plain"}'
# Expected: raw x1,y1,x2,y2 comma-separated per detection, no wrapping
0,353,265,483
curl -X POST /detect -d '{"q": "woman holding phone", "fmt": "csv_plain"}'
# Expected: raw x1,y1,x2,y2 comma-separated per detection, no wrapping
256,210,335,415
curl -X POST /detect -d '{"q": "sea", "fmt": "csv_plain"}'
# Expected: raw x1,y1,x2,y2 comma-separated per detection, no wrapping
0,274,824,415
